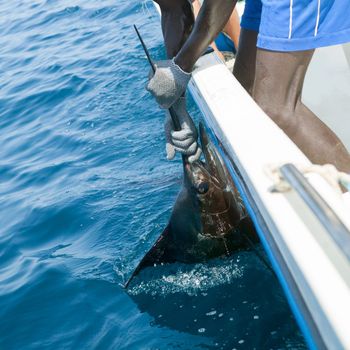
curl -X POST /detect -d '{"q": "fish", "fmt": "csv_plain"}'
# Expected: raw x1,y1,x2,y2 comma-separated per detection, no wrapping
125,123,258,288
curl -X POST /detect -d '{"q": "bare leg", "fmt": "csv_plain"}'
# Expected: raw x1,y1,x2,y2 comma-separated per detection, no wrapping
155,0,194,58
252,48,350,173
233,28,258,94
223,8,240,49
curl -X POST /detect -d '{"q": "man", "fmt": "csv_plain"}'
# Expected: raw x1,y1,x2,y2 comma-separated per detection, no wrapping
147,0,350,173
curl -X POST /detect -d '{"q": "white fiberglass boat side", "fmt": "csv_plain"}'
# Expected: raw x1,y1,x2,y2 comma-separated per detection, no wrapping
152,4,350,349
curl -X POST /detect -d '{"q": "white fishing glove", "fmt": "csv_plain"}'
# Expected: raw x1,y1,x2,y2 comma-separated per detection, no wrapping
164,97,201,163
146,59,191,109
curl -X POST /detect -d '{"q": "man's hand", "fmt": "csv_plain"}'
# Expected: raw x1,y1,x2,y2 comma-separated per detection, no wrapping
146,59,191,109
164,97,201,163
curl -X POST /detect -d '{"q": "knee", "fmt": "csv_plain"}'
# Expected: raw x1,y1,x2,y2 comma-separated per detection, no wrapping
253,97,299,136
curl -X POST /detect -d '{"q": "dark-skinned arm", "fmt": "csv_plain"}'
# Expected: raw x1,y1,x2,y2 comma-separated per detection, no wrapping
156,0,237,69
175,0,237,72
155,0,194,58
147,0,237,109
149,1,202,162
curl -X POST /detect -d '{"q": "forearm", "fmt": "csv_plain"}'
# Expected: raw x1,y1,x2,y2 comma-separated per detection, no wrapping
175,0,237,72
147,0,236,109
155,0,194,58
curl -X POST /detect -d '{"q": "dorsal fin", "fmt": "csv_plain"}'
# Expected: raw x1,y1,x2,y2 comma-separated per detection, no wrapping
124,226,175,288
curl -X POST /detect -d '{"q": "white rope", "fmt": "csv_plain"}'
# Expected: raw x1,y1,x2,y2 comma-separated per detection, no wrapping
264,164,291,193
264,163,350,194
339,172,350,192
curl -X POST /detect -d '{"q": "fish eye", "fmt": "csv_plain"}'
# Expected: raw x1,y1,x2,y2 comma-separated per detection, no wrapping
196,182,209,194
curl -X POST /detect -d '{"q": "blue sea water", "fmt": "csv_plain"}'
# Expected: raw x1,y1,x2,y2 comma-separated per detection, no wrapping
0,1,307,349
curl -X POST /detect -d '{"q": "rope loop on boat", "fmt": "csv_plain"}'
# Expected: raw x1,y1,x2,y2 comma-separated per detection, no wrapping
264,163,350,194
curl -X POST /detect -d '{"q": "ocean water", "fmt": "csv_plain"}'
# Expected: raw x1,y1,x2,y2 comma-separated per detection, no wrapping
0,1,306,349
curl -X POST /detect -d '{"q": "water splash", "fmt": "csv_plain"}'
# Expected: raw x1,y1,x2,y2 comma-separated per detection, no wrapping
128,256,244,296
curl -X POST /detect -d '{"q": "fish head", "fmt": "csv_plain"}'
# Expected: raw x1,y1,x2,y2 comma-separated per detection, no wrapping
184,123,244,238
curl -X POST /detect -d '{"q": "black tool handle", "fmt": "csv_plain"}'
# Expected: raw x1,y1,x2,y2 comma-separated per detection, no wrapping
134,25,187,164
133,25,182,132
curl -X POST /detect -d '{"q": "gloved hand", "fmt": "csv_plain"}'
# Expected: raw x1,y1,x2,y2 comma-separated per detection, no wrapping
146,58,191,109
164,97,201,163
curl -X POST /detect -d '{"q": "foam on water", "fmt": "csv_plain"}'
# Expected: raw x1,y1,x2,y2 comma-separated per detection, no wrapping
127,256,244,296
